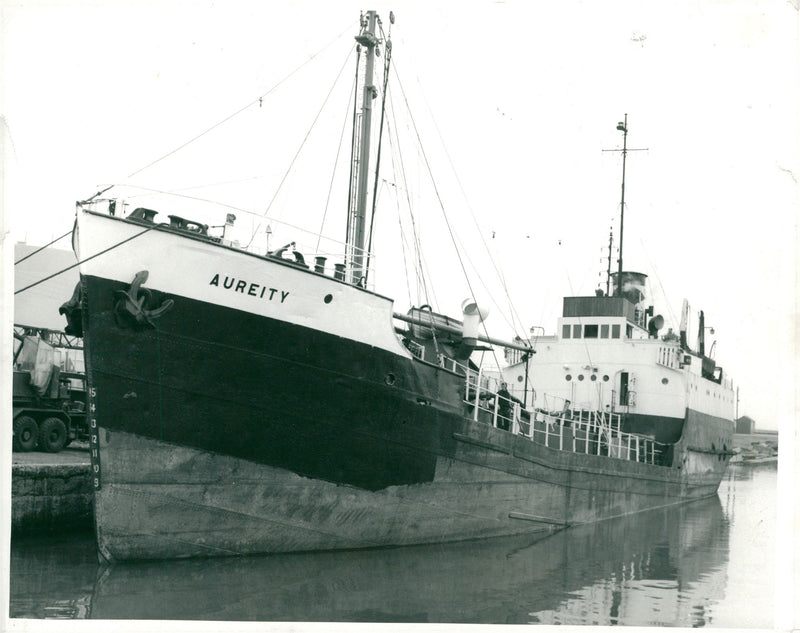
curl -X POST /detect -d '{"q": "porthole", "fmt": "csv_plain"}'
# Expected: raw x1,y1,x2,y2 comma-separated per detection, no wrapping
565,374,572,381
602,375,609,382
385,373,396,386
662,377,669,385
578,374,584,381
517,375,524,383
590,374,597,381
323,294,333,304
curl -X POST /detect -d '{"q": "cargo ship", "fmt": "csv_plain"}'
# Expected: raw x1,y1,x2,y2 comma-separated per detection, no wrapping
62,10,734,561
494,115,735,476
495,271,735,477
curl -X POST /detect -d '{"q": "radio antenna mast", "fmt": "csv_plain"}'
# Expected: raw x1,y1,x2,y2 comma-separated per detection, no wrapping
602,114,648,296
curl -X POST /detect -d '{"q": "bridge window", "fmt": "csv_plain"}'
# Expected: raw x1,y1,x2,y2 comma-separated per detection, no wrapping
611,324,621,339
572,325,582,338
584,324,599,338
562,324,571,339
600,324,610,338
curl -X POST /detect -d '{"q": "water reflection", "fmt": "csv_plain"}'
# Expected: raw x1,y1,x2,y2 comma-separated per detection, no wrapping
529,498,729,625
11,491,738,625
11,464,778,625
528,496,730,626
10,532,97,619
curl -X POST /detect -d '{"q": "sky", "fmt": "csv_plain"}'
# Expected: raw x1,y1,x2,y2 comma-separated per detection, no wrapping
0,1,798,630
2,0,797,438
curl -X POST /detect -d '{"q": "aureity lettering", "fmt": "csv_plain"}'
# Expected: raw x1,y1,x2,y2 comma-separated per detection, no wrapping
209,274,290,303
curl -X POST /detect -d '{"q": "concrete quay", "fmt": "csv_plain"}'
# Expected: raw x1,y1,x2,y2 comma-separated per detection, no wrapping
11,444,93,535
732,431,779,448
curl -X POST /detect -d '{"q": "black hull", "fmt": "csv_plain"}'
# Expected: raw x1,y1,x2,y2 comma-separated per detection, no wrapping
80,273,730,560
83,275,463,491
621,413,684,444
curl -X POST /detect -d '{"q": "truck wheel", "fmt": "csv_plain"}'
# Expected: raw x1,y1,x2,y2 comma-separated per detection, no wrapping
13,416,39,452
38,417,68,453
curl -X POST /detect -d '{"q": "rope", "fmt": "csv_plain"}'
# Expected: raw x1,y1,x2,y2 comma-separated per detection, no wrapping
387,179,414,307
379,119,416,306
246,44,356,248
117,176,265,200
391,64,507,369
14,226,155,295
94,184,347,248
316,70,358,253
383,97,441,354
363,31,393,285
127,20,357,180
14,230,73,265
394,58,530,344
386,90,435,311
89,183,304,241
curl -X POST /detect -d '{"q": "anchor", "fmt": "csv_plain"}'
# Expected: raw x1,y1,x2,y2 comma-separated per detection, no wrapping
114,270,174,328
59,282,84,336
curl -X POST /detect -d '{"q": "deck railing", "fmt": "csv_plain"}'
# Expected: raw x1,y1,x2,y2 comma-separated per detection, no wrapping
81,197,378,289
405,339,425,359
461,368,667,465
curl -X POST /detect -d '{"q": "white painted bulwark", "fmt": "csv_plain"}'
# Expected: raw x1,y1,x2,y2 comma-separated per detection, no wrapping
75,208,412,357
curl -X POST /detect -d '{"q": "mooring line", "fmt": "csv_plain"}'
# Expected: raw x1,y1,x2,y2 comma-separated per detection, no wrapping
14,229,73,265
14,225,155,295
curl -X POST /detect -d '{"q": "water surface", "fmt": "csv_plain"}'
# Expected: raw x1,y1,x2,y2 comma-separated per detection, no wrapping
9,462,776,626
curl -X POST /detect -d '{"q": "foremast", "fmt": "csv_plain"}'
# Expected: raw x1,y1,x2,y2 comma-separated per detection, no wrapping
346,10,381,286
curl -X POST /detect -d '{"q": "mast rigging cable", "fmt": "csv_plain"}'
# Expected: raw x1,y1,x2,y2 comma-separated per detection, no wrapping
127,21,358,180
246,44,356,248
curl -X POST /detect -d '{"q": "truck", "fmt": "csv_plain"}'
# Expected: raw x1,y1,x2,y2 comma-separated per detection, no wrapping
12,328,89,453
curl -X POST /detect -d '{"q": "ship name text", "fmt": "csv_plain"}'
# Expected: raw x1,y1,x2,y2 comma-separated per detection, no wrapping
209,274,290,303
